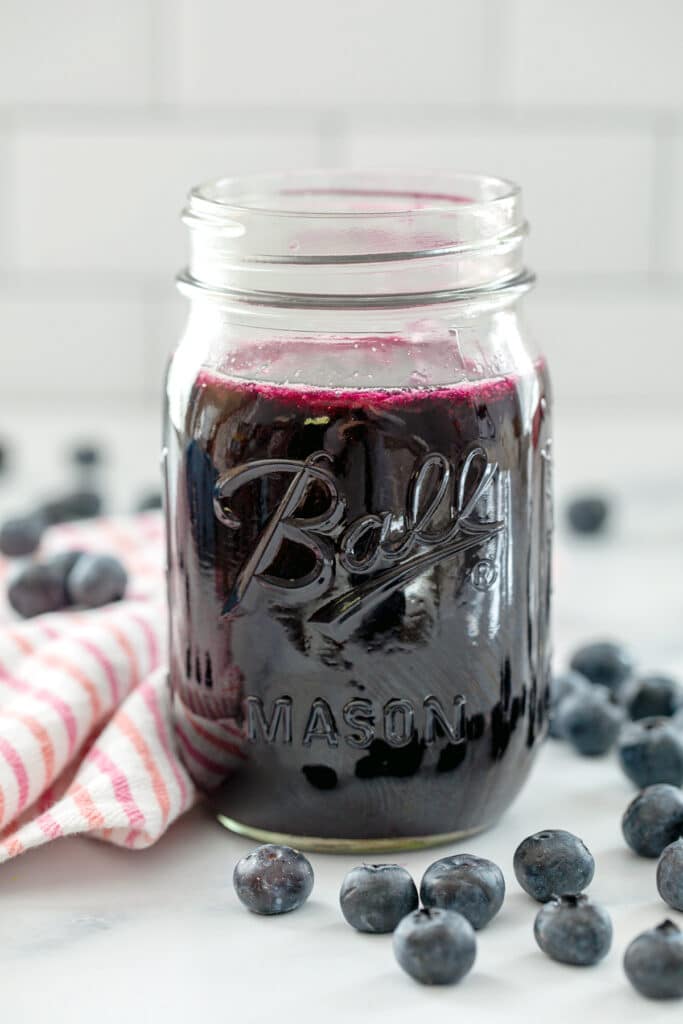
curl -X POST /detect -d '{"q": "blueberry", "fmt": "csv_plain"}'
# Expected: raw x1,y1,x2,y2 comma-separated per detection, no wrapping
393,908,476,985
71,444,102,468
569,640,633,691
657,839,683,912
513,829,595,903
618,717,683,788
66,554,127,608
620,673,683,721
233,844,314,915
534,893,612,966
0,514,45,557
42,490,102,525
339,864,418,933
554,685,624,755
420,854,505,930
622,785,683,858
548,670,591,738
566,496,609,535
7,561,69,618
624,920,683,1000
135,491,162,513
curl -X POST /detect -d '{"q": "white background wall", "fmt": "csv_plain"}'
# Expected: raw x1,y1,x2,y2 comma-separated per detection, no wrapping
1,0,682,429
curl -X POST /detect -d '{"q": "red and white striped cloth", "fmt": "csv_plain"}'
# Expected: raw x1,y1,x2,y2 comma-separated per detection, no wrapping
0,513,197,862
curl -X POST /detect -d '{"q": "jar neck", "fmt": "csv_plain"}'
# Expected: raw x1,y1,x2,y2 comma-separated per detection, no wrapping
178,171,532,310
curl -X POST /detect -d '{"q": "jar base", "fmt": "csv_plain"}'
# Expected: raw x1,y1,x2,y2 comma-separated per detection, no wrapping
216,813,495,853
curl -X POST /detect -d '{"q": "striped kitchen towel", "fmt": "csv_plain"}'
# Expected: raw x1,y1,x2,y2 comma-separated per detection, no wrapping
0,513,196,862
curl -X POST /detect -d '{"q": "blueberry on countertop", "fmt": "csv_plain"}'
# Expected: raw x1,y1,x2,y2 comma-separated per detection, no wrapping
620,673,683,721
41,490,102,525
135,491,163,513
7,561,69,618
618,717,683,788
569,640,633,691
566,495,609,535
657,839,683,913
534,894,612,966
513,829,595,903
339,864,418,934
420,854,505,930
233,844,314,915
569,643,634,692
71,443,103,468
555,685,624,756
622,785,683,858
393,908,476,986
0,513,45,557
624,920,683,1000
548,670,591,738
66,553,127,609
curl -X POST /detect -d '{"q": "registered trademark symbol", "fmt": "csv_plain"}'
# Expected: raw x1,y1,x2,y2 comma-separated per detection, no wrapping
470,558,497,591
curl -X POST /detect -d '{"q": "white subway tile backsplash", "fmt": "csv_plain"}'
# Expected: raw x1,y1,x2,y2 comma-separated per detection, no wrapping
172,0,489,108
347,123,655,275
0,293,147,399
509,0,683,110
527,288,683,402
10,125,321,275
666,135,683,274
0,1,153,105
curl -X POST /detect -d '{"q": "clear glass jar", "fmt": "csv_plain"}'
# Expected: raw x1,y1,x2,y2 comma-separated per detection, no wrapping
164,171,552,852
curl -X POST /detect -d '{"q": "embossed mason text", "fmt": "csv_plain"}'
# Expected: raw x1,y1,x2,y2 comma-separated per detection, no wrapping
245,693,468,749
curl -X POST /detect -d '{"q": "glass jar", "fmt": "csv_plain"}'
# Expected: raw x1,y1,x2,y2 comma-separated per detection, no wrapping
164,171,552,852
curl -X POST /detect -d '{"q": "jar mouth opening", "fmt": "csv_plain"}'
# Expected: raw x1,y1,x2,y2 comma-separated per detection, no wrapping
181,169,529,305
188,169,520,221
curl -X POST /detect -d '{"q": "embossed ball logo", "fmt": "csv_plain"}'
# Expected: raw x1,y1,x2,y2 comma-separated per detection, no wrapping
214,446,504,639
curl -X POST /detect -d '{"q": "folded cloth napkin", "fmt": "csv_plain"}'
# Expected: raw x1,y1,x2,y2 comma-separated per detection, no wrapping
0,513,196,862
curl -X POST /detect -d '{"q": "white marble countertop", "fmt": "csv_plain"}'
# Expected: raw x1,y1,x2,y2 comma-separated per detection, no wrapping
0,404,682,1021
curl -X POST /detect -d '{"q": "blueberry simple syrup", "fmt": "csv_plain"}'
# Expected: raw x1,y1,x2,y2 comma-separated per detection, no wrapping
165,345,551,844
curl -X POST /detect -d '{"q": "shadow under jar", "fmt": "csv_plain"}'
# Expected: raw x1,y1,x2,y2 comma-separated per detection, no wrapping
164,170,552,852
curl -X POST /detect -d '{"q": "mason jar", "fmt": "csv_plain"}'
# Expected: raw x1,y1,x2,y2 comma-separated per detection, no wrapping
164,170,552,852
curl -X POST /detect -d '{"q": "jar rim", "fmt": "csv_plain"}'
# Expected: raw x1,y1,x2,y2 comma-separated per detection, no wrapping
180,169,529,306
186,169,520,221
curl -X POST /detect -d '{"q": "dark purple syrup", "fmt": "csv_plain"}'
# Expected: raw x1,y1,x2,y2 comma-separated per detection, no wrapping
165,354,551,842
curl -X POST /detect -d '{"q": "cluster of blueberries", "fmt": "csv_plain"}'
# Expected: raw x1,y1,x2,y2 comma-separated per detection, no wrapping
230,638,683,1000
0,442,162,618
232,827,683,999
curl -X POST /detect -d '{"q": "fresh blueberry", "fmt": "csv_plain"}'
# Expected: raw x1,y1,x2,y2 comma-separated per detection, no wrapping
622,785,683,858
618,717,683,788
233,844,314,915
566,496,609,535
0,514,45,557
554,685,624,756
66,554,127,608
339,864,418,933
534,894,612,966
393,908,476,985
7,561,69,618
420,854,505,930
71,444,102,468
569,640,633,691
624,920,683,1000
42,490,102,525
513,829,595,903
548,670,591,738
620,674,683,721
135,491,163,513
657,839,683,912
